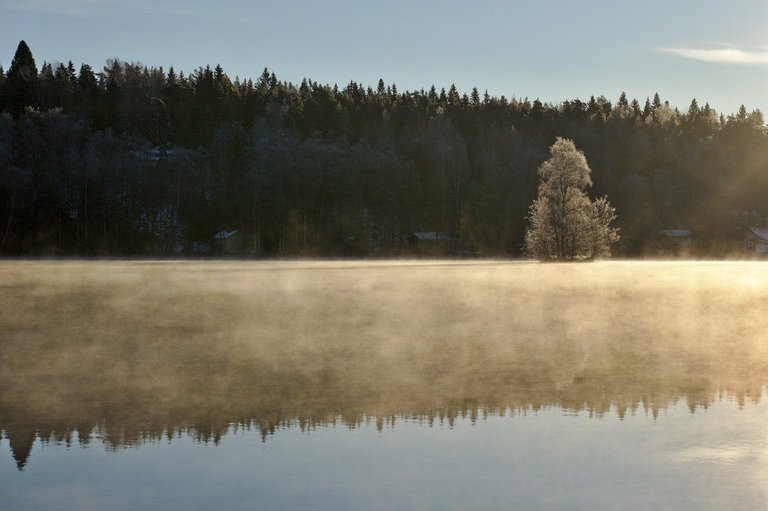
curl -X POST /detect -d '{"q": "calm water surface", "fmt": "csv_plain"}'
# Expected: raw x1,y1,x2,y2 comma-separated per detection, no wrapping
1,261,767,510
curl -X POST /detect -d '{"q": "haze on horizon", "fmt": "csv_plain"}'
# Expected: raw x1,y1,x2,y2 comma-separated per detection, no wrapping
1,0,767,117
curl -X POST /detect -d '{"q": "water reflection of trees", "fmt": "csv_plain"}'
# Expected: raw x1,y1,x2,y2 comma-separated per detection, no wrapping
1,262,767,470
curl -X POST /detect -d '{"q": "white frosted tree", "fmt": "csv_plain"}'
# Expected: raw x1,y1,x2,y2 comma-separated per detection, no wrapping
525,138,619,260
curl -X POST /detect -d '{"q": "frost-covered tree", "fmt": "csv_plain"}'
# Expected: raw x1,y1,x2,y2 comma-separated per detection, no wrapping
525,138,619,260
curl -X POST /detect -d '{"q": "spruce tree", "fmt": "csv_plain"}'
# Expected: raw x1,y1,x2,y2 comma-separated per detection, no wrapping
377,78,386,96
618,92,628,105
428,85,437,105
447,84,459,107
687,98,699,118
77,63,97,93
67,61,77,84
652,92,662,110
166,66,177,86
5,40,38,117
471,87,480,107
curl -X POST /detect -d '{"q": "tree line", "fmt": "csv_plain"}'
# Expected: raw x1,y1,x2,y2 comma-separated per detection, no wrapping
1,40,766,256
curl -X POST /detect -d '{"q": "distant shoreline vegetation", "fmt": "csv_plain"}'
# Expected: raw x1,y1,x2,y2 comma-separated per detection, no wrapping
1,40,766,258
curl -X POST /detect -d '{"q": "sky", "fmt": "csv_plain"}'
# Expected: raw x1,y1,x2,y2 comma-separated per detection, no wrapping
1,0,767,116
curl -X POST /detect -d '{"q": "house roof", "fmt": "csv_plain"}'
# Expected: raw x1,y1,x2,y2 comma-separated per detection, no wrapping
413,232,451,241
658,229,692,238
130,147,177,161
214,230,240,240
747,226,768,241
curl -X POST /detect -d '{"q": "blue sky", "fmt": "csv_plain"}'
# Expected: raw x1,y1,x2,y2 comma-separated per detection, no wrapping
1,0,766,116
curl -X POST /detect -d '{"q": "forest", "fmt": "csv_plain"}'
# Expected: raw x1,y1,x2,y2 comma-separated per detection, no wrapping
0,40,766,257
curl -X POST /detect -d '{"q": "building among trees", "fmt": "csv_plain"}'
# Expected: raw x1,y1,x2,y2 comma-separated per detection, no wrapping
214,230,243,255
745,226,768,255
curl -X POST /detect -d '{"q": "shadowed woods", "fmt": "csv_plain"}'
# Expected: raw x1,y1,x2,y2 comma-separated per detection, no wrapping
1,261,768,470
2,40,768,258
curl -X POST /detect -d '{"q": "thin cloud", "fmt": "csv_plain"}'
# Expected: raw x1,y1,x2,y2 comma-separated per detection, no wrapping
3,0,241,22
124,1,246,23
661,46,768,65
2,0,115,17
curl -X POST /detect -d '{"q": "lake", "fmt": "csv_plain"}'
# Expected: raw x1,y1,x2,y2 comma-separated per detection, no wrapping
1,260,767,510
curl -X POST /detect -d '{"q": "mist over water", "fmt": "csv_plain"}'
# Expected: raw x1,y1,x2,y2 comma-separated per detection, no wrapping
1,260,767,509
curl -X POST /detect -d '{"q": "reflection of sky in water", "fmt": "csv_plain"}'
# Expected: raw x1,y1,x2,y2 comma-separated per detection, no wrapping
2,397,767,511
